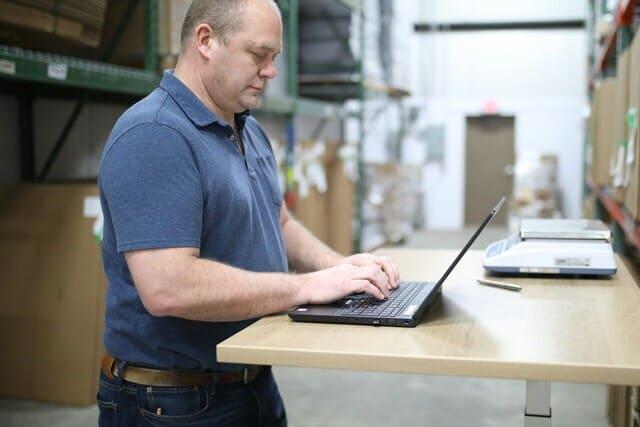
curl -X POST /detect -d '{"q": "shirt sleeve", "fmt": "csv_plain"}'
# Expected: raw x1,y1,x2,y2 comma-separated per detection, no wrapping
99,122,203,253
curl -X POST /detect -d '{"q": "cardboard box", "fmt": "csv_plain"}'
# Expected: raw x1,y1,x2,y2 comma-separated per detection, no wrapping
327,150,355,256
0,0,106,46
628,32,640,221
590,78,618,186
612,50,631,202
0,184,106,405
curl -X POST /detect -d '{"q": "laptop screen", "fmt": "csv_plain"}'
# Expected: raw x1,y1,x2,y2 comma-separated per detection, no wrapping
433,196,506,291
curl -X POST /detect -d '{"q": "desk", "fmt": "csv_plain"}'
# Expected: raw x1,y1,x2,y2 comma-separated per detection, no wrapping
218,249,640,426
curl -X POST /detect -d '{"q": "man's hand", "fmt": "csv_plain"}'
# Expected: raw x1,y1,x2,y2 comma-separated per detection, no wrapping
339,253,400,289
300,264,392,305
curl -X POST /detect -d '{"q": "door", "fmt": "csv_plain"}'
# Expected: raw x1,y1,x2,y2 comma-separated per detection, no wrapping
464,115,515,226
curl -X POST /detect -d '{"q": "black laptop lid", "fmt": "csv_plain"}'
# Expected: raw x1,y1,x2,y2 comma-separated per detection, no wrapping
433,197,506,292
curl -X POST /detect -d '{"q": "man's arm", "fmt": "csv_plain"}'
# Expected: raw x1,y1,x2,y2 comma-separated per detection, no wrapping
280,204,401,286
280,203,343,272
125,247,392,322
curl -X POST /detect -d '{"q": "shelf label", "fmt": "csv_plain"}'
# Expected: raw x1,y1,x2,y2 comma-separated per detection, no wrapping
0,59,15,75
47,63,67,80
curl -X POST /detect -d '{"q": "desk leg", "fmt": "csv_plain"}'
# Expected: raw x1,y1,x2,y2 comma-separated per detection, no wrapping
524,380,551,427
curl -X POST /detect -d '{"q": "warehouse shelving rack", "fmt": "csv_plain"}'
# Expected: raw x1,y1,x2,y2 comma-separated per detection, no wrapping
586,0,640,255
295,0,410,251
590,0,639,83
0,0,406,253
0,0,347,182
587,180,640,251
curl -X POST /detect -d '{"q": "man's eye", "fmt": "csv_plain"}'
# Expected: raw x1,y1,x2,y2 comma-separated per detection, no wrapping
253,52,267,59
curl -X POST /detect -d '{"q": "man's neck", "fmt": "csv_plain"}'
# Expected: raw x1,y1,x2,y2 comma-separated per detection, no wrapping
174,60,236,129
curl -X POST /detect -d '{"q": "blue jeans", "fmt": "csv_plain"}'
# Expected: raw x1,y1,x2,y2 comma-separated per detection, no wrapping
97,367,287,426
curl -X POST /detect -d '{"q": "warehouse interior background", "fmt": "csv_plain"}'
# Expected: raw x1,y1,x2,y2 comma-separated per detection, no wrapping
0,0,638,426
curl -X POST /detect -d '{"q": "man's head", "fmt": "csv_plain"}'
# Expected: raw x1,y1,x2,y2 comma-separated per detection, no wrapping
178,0,282,114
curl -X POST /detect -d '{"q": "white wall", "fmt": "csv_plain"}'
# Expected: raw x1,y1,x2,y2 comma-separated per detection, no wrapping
419,0,587,23
405,0,588,229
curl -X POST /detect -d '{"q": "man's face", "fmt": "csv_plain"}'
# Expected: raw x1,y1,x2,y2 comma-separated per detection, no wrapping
204,0,282,113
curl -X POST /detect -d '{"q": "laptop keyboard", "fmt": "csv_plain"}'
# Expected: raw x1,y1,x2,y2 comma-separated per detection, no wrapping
333,281,425,318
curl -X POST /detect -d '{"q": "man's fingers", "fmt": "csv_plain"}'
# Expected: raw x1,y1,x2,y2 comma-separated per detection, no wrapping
352,279,385,300
376,257,399,288
349,265,390,297
366,266,390,297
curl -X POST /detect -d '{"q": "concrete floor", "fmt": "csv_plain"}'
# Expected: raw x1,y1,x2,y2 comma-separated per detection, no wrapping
0,227,609,426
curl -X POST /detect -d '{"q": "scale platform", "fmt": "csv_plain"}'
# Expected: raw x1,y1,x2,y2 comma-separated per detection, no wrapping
483,219,617,276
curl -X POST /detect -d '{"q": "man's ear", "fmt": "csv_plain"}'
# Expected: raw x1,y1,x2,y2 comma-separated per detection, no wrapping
193,23,220,60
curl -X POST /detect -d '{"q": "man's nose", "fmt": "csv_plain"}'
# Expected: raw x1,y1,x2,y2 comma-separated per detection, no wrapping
260,62,277,79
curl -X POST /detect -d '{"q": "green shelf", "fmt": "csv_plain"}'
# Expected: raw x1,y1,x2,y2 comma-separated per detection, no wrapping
0,45,343,118
0,45,159,96
259,94,344,118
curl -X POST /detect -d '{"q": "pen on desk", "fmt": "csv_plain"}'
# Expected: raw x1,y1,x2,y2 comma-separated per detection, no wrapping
477,278,522,292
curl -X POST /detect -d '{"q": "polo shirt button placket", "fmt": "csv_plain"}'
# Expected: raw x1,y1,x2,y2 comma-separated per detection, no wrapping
227,130,239,152
229,134,237,152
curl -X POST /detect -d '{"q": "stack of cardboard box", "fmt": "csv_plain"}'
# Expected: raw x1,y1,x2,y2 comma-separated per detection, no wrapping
588,31,640,224
624,29,640,222
0,0,107,46
603,31,640,427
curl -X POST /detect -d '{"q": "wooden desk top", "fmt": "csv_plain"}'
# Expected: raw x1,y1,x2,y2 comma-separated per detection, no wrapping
217,249,640,385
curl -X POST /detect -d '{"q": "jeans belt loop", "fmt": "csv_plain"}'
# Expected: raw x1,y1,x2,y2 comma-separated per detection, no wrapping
243,368,250,385
113,359,127,385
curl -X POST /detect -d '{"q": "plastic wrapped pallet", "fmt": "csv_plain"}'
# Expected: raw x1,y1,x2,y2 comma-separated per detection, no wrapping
298,0,385,98
362,163,422,250
512,153,562,224
298,0,357,75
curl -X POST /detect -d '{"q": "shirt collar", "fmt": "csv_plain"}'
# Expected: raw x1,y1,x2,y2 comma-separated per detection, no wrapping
159,70,252,131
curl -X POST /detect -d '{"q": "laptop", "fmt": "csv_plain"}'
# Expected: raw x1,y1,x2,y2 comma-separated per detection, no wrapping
288,197,506,327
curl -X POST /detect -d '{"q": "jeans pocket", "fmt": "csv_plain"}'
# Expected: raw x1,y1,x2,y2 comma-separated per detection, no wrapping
97,398,117,427
138,385,211,423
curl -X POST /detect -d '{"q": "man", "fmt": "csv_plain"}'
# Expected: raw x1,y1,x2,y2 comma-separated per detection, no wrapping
97,0,400,425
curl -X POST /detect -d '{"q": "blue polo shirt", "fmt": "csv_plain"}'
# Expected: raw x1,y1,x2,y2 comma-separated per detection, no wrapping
98,71,288,372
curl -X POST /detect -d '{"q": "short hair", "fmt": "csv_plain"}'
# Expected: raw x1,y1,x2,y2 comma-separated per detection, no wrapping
180,0,279,49
180,0,248,49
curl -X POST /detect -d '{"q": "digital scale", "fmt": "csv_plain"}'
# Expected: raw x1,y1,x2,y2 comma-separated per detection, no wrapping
483,219,617,276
